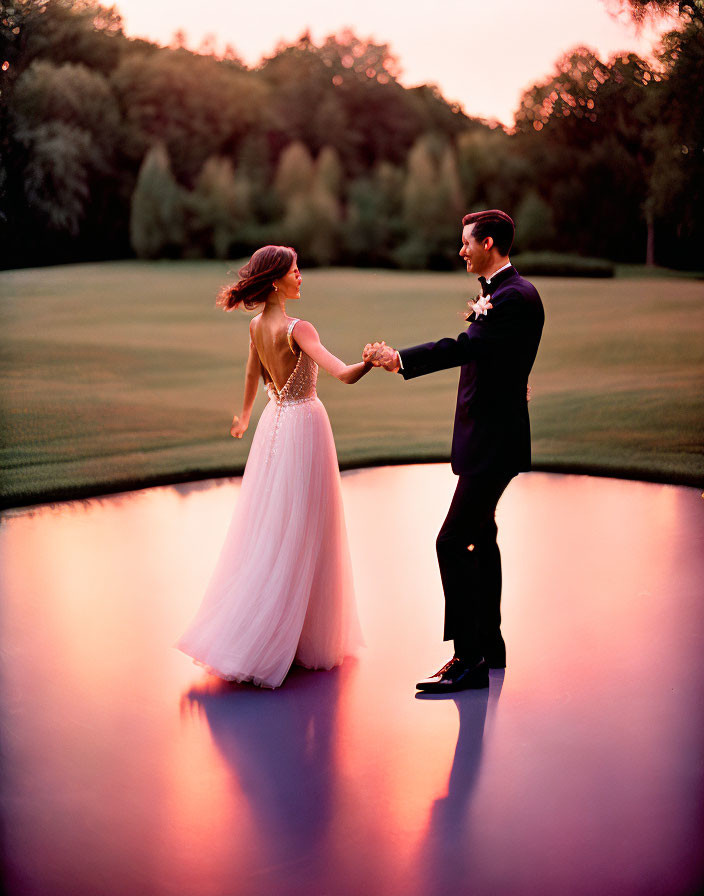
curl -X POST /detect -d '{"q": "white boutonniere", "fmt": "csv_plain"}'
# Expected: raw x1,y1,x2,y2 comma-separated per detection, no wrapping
469,295,492,319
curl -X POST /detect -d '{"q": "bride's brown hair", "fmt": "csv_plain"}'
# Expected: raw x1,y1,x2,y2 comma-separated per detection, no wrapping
216,245,297,311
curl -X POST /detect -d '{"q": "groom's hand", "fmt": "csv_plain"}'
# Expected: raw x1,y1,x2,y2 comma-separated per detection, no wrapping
364,341,400,372
381,345,401,372
363,342,387,365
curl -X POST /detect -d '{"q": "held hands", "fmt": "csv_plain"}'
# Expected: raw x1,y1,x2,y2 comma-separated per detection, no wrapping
363,336,531,398
230,416,248,439
363,341,400,373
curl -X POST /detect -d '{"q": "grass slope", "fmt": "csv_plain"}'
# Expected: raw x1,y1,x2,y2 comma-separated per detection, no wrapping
1,261,703,508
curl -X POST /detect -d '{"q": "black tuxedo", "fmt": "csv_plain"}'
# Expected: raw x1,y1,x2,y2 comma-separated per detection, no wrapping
398,266,544,662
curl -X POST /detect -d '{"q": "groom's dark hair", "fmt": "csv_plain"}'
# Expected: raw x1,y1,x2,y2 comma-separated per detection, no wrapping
462,210,515,256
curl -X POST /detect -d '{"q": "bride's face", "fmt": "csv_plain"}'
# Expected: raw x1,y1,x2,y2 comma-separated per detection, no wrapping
277,259,302,300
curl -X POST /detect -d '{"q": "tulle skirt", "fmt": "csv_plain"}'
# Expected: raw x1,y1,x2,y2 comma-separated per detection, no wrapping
175,396,364,688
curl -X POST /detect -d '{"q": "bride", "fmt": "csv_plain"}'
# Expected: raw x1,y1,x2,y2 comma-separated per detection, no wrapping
175,245,371,688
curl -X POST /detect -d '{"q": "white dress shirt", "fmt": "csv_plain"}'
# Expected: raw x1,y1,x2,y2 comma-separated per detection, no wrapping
485,261,512,285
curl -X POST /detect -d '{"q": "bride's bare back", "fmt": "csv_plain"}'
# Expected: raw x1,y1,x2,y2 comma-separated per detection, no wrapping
250,313,299,392
230,306,371,440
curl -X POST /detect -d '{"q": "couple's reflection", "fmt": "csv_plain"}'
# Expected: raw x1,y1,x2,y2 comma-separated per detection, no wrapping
181,662,351,881
413,671,505,893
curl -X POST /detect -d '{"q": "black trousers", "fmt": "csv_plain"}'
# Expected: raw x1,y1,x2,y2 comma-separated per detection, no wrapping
436,471,515,664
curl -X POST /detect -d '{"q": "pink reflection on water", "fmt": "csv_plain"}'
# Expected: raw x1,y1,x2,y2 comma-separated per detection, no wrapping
1,468,703,896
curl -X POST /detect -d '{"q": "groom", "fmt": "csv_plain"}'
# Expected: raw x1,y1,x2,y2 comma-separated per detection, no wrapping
364,210,544,693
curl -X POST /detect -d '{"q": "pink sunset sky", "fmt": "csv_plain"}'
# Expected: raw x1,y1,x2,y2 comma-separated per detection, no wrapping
114,0,674,127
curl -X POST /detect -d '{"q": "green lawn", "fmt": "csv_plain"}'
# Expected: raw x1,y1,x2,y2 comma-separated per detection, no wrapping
1,261,703,508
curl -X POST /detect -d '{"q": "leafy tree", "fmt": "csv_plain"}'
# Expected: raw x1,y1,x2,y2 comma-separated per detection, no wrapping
129,143,186,258
610,0,704,264
0,6,485,267
8,57,129,259
645,16,704,265
3,0,125,79
259,32,344,158
514,191,556,251
456,128,532,215
316,145,343,198
309,188,342,266
1,2,127,263
111,49,268,184
401,138,438,249
406,84,476,139
11,59,119,158
438,143,464,226
515,48,656,260
235,132,275,223
4,0,699,269
344,161,405,265
188,156,252,258
278,190,337,266
7,59,121,252
274,141,315,200
514,47,654,141
16,119,92,236
317,28,402,83
398,135,463,268
344,177,384,262
604,0,703,23
260,30,471,172
278,147,342,265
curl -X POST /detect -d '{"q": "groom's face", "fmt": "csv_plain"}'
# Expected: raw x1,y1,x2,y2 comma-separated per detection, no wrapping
460,224,491,277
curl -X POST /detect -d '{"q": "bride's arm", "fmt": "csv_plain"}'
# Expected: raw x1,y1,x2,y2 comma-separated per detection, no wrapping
230,333,262,438
292,320,373,385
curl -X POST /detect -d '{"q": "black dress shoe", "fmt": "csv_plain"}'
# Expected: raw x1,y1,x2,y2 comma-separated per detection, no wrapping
416,657,489,693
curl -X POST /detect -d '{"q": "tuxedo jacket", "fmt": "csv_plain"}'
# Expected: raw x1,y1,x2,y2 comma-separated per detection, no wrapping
398,266,544,476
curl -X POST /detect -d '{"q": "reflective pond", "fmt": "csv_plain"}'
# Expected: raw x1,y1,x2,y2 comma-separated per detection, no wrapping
1,467,703,896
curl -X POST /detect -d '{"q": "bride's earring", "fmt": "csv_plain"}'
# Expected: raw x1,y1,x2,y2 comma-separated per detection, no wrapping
273,284,278,292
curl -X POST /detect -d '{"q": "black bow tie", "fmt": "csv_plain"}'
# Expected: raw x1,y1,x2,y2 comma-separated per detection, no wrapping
478,276,490,297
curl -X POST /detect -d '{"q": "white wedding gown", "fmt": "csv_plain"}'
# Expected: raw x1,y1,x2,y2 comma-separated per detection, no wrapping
175,319,364,688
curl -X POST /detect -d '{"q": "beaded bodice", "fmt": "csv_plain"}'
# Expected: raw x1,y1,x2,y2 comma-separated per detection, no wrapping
265,318,318,406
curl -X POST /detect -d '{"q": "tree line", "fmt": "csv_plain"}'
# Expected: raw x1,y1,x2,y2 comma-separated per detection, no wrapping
1,0,702,270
